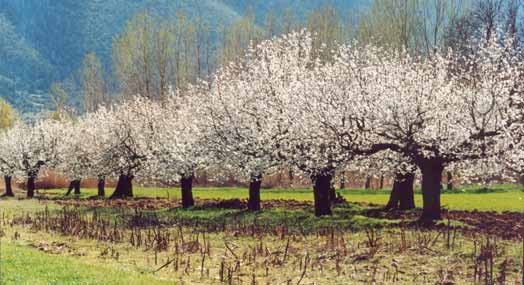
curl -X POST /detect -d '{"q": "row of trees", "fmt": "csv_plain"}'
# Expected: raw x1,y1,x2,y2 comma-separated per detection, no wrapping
1,27,522,222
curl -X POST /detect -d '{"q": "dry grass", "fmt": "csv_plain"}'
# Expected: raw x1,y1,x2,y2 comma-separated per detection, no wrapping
1,200,522,285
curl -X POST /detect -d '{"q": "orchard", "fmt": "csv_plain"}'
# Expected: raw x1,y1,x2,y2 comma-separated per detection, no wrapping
0,30,521,223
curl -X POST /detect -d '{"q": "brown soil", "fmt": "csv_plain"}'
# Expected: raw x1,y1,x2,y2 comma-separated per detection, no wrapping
363,207,524,240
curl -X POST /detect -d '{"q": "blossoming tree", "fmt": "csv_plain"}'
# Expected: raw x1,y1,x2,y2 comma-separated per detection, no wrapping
8,120,62,198
89,98,156,199
145,87,209,208
0,130,20,197
358,36,522,221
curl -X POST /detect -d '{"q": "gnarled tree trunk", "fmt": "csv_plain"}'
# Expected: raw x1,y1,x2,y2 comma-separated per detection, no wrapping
385,172,415,210
26,162,44,199
248,174,262,211
109,174,133,199
65,180,75,196
312,173,333,217
97,176,105,197
420,161,444,221
74,179,81,195
180,175,194,208
328,185,337,203
27,175,36,198
2,176,13,197
65,179,81,196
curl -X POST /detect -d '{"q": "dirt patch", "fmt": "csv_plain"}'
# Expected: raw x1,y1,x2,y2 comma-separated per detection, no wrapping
364,208,524,240
51,197,182,210
447,210,524,240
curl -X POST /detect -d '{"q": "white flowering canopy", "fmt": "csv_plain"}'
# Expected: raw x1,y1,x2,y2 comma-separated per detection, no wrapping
145,86,210,184
4,119,63,179
203,32,314,180
55,118,104,181
353,36,522,173
0,128,21,177
85,97,157,180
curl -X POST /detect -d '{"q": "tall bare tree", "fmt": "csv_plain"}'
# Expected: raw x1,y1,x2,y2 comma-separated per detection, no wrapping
357,0,422,51
113,11,210,100
307,5,346,60
81,52,108,112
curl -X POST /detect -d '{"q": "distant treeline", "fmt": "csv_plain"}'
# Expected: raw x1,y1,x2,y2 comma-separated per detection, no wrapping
2,0,523,114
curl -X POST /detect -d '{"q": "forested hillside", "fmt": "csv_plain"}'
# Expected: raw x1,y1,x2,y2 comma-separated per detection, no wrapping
0,0,366,113
1,0,520,115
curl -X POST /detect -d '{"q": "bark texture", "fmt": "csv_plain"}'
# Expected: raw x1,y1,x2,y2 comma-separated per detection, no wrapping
248,174,262,211
97,177,105,197
180,175,195,208
313,173,333,217
1,176,13,197
74,179,81,195
385,172,415,210
27,175,36,198
420,161,444,221
109,174,134,199
65,181,74,196
65,180,81,196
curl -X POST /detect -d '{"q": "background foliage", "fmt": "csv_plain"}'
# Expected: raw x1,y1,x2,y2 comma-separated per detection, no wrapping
0,0,366,113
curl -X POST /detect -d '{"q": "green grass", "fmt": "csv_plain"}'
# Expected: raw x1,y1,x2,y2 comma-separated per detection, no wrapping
28,200,390,234
0,197,57,212
345,191,524,212
0,192,522,285
37,184,524,212
163,205,395,233
0,242,174,285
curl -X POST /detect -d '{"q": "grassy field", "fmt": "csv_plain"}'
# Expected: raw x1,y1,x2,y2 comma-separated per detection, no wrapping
1,198,522,285
0,243,173,285
1,185,522,284
38,183,524,212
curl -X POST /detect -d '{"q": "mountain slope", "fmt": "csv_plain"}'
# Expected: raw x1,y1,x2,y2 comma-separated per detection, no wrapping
0,0,367,113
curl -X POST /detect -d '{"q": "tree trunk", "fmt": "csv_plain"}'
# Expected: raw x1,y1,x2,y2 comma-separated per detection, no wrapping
379,175,384,189
109,174,133,199
364,176,371,190
339,171,345,190
446,172,453,190
399,173,415,210
1,176,13,197
74,179,81,195
329,186,337,203
248,174,262,211
385,172,415,210
97,176,105,197
180,175,194,208
313,173,333,217
65,181,74,196
420,161,444,221
27,175,36,198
